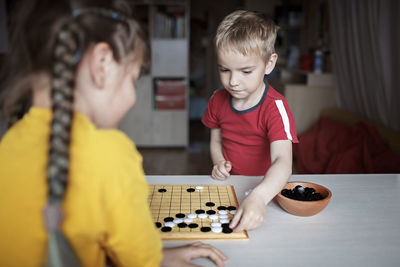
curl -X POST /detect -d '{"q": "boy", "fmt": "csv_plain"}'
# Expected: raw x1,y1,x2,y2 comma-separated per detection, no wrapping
202,10,298,232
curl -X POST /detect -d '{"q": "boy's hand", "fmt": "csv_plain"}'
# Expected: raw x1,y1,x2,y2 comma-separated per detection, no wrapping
162,242,227,267
229,191,266,232
211,161,232,180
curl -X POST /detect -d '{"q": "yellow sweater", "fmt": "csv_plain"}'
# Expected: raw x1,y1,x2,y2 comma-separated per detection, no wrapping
0,108,162,267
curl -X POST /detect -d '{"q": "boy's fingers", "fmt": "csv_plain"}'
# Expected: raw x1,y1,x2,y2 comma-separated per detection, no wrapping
214,171,228,180
217,165,230,177
225,161,232,172
235,210,265,232
213,169,227,180
229,208,242,229
233,214,248,233
212,168,222,179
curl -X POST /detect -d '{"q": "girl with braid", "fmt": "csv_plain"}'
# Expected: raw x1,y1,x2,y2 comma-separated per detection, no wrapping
0,0,227,266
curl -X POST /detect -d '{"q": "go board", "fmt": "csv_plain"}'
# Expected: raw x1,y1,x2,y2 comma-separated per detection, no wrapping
148,184,248,240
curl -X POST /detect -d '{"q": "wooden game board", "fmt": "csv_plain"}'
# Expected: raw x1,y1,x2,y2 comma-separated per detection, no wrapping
148,184,248,240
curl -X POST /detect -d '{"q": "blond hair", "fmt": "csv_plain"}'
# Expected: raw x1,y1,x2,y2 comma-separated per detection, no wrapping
215,10,278,60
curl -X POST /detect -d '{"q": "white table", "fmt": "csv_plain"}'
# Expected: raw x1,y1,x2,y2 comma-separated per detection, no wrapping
147,174,400,267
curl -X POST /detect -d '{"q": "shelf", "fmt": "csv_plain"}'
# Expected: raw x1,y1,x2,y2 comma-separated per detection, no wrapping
151,39,188,77
153,4,186,38
121,1,189,147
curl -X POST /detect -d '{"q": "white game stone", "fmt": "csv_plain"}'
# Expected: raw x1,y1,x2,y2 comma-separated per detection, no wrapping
184,218,193,223
188,213,197,219
165,222,175,228
218,210,228,215
195,185,204,190
209,214,219,220
219,219,229,224
198,213,208,219
219,214,228,219
173,219,183,224
230,210,236,215
211,227,223,233
211,222,222,228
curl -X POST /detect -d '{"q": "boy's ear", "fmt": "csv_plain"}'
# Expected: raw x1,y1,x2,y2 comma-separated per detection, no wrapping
264,53,278,75
88,42,115,89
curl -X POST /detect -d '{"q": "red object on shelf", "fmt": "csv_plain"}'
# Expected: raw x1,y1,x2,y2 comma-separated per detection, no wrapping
155,79,186,110
300,54,313,71
155,79,186,96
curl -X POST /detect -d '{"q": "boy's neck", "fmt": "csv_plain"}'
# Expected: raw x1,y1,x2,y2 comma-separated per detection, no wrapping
231,82,266,111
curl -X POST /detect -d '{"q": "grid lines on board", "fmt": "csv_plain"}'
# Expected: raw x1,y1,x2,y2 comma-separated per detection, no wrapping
148,184,248,240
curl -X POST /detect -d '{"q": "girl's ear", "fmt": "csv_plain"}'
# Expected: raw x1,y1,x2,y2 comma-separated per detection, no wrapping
87,42,115,89
264,53,278,75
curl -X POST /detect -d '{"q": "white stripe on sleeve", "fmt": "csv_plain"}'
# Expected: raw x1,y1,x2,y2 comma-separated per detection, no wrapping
275,100,293,140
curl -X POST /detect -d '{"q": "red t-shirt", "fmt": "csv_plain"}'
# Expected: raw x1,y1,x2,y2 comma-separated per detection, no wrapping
202,85,298,176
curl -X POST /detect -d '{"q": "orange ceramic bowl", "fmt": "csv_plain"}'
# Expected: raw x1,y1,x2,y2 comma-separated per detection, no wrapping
276,181,332,216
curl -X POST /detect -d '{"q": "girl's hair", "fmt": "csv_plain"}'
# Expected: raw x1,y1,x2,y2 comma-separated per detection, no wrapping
1,0,146,201
215,10,278,61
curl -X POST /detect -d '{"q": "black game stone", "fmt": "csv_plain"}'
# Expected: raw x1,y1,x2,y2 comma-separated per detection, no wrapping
221,223,230,228
294,185,305,200
164,217,174,222
206,210,216,215
188,223,199,228
227,206,237,211
186,188,195,193
158,188,167,193
281,186,324,201
200,227,211,232
175,213,185,218
222,227,233,234
217,206,227,210
195,209,205,214
205,202,215,207
155,222,162,228
177,223,188,228
161,226,172,232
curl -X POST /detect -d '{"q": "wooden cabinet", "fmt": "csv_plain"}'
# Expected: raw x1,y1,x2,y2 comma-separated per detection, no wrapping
120,0,190,147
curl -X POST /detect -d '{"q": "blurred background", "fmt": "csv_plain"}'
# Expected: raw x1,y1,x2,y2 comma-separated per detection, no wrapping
1,0,399,175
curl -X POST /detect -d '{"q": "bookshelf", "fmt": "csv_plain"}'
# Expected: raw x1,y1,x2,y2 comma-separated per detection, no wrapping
119,0,190,147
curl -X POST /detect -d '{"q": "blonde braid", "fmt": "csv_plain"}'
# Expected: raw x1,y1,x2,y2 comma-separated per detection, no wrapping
43,22,82,267
46,23,80,202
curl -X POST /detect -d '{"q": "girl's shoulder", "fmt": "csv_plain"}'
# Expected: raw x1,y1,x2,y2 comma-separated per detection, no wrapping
71,112,142,174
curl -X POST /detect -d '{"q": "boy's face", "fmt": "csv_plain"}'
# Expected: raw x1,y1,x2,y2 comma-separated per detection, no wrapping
217,48,276,102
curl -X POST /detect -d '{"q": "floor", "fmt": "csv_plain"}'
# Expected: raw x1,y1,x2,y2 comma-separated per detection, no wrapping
138,120,213,175
138,147,212,175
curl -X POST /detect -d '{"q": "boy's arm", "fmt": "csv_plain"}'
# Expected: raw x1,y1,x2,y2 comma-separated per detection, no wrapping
210,128,232,180
230,140,292,232
210,128,224,164
251,139,292,204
